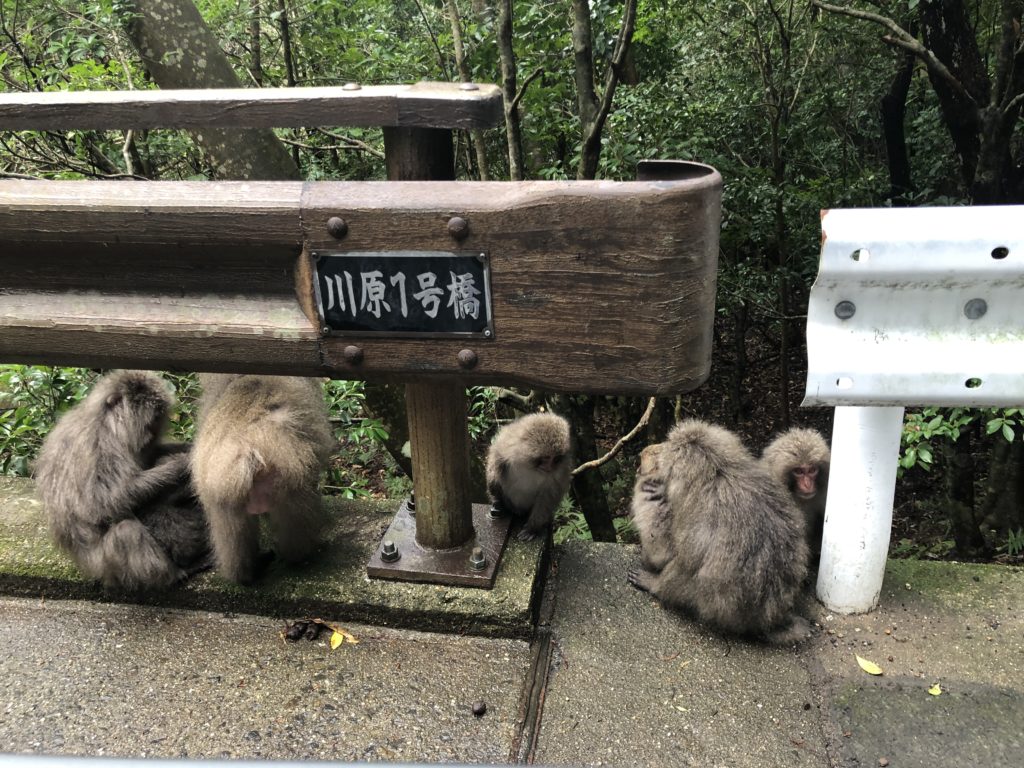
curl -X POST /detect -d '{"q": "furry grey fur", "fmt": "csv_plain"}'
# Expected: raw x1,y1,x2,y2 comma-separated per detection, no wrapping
628,419,810,645
191,374,336,584
761,427,830,571
485,412,572,541
34,370,209,591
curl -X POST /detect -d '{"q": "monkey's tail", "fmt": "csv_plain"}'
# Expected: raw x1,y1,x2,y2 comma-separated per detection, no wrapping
763,614,811,646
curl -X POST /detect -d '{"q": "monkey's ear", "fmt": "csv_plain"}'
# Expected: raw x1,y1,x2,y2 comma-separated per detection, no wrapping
105,392,123,409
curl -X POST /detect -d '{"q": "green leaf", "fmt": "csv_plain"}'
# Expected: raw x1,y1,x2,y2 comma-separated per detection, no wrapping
1002,423,1015,442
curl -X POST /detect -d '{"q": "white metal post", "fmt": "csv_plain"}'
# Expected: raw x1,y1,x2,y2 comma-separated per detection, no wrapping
816,405,905,614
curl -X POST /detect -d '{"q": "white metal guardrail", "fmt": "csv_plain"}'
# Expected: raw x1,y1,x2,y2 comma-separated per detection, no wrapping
804,206,1024,613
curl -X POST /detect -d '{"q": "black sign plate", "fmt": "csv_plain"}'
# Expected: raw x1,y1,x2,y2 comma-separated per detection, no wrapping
312,250,494,338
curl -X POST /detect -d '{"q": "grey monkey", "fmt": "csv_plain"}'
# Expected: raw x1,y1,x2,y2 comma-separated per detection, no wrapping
191,374,336,584
34,370,209,591
628,419,810,645
485,412,572,541
761,427,831,571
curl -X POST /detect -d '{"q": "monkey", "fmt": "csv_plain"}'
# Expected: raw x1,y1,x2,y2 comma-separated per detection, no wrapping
761,427,831,572
191,374,336,585
627,419,810,645
629,443,675,573
33,370,210,591
485,412,573,541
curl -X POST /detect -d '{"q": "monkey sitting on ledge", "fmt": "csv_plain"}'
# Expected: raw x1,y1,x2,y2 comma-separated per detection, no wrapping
486,412,573,541
34,370,210,591
628,419,810,645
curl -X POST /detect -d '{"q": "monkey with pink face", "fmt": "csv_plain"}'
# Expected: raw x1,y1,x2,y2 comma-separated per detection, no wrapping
760,427,831,571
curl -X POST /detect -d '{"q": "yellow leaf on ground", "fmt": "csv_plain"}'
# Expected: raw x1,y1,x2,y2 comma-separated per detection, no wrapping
330,631,344,650
855,654,884,675
928,684,942,696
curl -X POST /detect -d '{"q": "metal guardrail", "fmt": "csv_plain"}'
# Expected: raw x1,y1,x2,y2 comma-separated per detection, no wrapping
804,205,1024,613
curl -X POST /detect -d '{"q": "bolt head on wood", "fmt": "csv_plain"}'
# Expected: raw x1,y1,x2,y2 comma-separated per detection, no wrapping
326,216,348,239
457,348,478,369
343,345,364,364
447,216,470,241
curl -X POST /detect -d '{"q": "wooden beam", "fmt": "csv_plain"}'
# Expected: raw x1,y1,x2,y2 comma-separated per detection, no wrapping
0,83,503,131
0,167,721,394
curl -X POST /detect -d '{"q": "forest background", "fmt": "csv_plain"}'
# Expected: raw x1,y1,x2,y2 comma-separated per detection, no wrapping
0,0,1022,563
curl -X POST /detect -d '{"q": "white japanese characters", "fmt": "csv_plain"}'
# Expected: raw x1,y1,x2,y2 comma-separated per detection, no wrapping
322,265,484,324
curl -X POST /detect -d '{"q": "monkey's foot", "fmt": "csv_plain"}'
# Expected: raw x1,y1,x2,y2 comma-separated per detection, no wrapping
516,528,541,542
627,564,656,593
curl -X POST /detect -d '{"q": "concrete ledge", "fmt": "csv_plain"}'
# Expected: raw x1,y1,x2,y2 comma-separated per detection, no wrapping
0,477,545,639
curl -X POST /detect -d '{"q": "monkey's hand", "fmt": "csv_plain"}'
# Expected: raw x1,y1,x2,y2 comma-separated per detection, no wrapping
640,479,665,501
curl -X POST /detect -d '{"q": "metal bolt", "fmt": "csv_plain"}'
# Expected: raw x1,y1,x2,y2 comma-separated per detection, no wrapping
460,83,480,91
327,216,348,239
447,216,469,241
483,329,492,338
834,300,856,320
457,349,478,369
380,540,400,563
320,326,331,335
343,345,364,364
469,546,487,571
964,298,988,319
487,504,505,520
407,493,416,512
342,82,361,91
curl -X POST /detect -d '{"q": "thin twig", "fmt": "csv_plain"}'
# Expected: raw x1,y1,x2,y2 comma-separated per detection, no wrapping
572,396,656,476
509,66,544,114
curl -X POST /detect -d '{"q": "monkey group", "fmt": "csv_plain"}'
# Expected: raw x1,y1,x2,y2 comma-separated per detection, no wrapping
34,370,335,590
33,366,828,650
628,419,830,645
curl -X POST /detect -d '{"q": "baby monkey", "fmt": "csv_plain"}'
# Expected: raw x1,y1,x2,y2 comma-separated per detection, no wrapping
628,419,809,645
761,427,831,570
34,370,209,591
486,412,572,541
191,374,336,585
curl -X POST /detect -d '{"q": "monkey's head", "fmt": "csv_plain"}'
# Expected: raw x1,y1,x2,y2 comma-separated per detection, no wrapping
504,412,572,474
761,427,830,500
94,370,175,454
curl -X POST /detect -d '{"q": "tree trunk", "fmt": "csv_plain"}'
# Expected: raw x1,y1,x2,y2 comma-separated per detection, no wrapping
444,0,490,180
943,429,987,556
918,0,987,195
880,47,915,205
121,0,300,180
552,394,617,543
249,0,262,86
496,0,524,180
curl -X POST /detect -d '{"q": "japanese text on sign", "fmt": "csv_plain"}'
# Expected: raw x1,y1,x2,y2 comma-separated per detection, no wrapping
313,251,493,337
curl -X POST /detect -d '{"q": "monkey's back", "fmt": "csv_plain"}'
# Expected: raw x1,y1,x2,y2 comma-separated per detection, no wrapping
661,420,808,636
192,375,335,513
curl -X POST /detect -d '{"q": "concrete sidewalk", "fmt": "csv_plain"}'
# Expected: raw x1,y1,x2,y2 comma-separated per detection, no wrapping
1,480,1022,766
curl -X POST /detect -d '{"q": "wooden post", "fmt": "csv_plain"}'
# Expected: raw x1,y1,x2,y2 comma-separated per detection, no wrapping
383,126,474,550
405,381,474,548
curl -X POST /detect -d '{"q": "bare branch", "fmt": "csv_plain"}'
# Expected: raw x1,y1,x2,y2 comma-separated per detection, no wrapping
814,0,977,107
509,66,544,115
572,396,656,477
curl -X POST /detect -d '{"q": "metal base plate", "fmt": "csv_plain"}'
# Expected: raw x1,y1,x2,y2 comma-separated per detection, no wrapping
366,500,512,588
